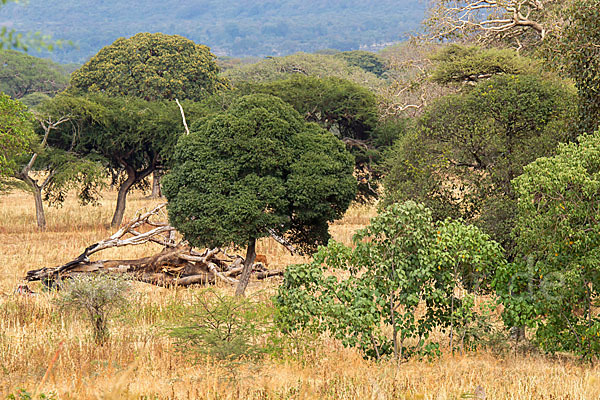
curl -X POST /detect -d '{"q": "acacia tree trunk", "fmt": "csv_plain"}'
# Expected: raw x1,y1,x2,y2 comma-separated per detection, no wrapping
149,170,162,198
33,186,46,230
110,167,137,228
235,238,257,297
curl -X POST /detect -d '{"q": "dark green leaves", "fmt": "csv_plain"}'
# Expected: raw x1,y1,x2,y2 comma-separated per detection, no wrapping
163,94,356,252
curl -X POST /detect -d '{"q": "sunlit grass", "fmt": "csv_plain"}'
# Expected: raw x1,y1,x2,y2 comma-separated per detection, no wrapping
0,188,598,399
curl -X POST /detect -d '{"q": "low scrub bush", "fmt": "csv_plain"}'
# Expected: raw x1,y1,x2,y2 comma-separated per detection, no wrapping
55,274,130,344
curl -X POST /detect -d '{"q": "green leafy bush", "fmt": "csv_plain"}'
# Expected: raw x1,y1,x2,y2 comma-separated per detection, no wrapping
6,389,57,400
500,131,600,360
275,201,505,360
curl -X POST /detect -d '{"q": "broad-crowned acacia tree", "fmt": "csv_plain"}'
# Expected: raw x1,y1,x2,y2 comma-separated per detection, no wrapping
44,93,182,227
0,50,69,99
69,32,228,101
163,94,357,296
69,32,228,200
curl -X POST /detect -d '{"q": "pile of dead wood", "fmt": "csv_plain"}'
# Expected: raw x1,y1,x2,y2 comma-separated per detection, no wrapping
25,204,283,288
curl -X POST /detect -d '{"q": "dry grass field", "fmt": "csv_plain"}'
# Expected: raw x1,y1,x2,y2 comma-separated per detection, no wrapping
0,189,599,399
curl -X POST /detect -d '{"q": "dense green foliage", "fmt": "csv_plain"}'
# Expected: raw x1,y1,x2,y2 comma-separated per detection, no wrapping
42,93,182,226
164,94,356,254
224,52,383,90
246,76,379,144
560,0,600,134
0,50,69,99
4,0,425,63
385,73,575,252
497,132,600,359
335,50,388,78
69,33,227,101
0,94,33,180
276,201,504,359
430,45,535,84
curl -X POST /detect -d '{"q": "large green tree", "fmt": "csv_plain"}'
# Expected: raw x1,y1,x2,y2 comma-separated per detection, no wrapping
69,32,228,101
163,94,356,296
385,73,575,253
69,32,227,201
498,131,600,360
0,50,69,99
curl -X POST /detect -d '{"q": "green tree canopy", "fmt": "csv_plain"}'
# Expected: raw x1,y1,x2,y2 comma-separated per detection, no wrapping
0,94,33,181
69,32,228,101
335,50,388,78
246,76,378,144
199,75,383,200
0,50,69,99
223,52,383,91
163,94,356,295
430,44,536,85
502,131,600,359
239,76,383,200
43,93,182,226
384,73,575,253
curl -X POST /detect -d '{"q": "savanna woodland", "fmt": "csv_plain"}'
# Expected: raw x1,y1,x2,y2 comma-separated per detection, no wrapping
1,0,600,399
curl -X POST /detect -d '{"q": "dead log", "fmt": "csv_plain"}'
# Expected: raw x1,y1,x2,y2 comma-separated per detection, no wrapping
24,203,283,288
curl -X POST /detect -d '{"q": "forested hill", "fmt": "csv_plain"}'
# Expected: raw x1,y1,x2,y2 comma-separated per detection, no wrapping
3,0,426,64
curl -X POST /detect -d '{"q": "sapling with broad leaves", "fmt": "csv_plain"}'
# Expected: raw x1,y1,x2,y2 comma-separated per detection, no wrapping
276,201,505,360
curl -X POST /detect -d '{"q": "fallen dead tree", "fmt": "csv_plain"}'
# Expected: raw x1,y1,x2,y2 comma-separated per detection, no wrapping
24,204,283,287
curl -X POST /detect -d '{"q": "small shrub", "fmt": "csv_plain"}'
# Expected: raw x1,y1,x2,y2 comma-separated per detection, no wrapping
168,289,278,364
6,389,57,400
55,274,130,343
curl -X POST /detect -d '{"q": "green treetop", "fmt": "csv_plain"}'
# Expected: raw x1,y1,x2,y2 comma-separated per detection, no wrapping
163,94,357,296
69,32,228,101
0,50,69,99
384,73,575,253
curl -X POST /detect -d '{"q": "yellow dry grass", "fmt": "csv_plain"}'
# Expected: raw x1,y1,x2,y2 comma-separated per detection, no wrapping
0,189,598,399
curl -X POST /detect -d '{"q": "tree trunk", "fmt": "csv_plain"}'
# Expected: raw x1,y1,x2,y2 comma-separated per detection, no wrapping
235,238,256,297
33,186,46,230
110,167,136,227
149,170,162,198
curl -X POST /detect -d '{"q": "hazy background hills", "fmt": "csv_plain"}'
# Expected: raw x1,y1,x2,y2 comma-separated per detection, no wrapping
3,0,426,64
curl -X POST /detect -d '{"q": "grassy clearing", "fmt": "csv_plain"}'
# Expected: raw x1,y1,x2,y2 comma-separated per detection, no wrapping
0,190,598,399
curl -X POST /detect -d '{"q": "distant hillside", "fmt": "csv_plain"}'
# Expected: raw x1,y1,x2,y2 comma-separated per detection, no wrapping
2,0,426,64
